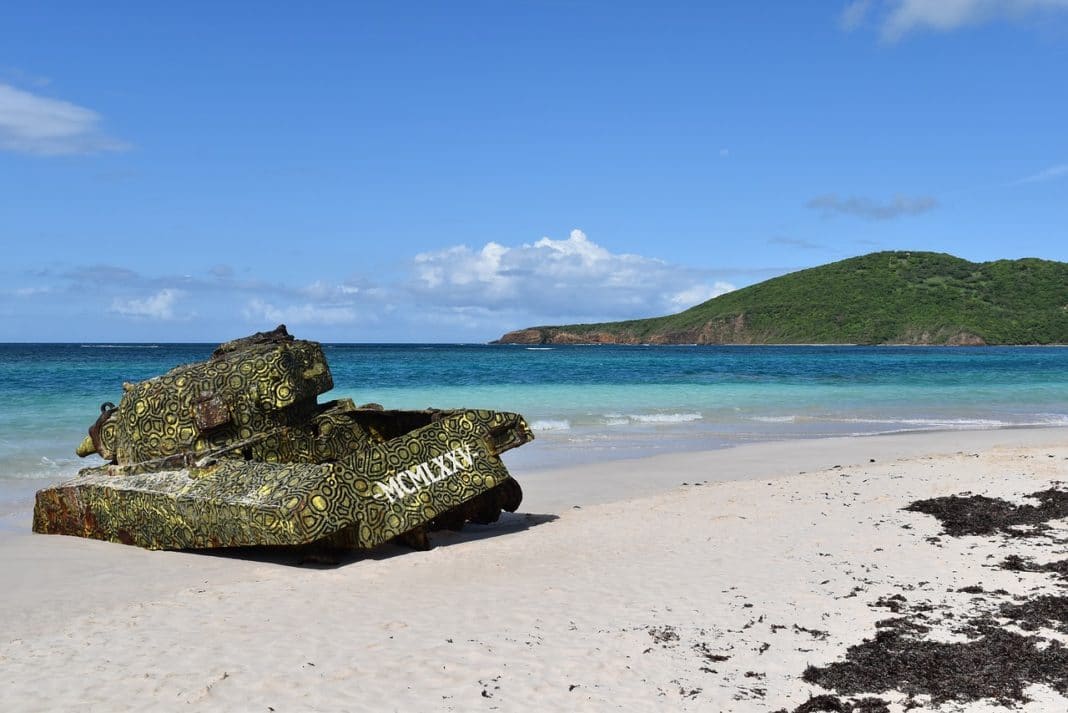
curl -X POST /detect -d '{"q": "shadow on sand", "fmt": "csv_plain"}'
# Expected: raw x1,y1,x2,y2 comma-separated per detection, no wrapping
189,511,559,569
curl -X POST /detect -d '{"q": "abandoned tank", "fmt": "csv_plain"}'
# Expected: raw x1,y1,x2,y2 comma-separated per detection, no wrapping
33,326,533,551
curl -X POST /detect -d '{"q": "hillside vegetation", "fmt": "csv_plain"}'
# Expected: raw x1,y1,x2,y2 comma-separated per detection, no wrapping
494,251,1068,345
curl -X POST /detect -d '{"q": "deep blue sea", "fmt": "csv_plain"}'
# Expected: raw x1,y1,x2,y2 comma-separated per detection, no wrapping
3,343,1068,513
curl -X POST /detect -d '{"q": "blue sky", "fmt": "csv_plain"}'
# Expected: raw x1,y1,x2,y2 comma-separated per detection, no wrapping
1,1,1066,342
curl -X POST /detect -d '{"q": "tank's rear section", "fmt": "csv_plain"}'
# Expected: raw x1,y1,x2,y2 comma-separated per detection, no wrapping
33,325,533,551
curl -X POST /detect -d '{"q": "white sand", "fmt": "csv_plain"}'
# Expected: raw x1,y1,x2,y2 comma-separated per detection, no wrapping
3,427,1068,712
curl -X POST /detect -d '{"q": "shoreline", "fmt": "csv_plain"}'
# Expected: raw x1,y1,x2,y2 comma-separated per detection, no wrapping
516,424,1068,512
3,427,1068,709
4,424,1068,530
4,423,1068,523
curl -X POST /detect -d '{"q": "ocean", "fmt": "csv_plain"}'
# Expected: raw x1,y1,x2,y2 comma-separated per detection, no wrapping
3,343,1068,514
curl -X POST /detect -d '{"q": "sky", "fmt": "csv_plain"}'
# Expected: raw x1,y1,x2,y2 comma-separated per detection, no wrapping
1,0,1066,342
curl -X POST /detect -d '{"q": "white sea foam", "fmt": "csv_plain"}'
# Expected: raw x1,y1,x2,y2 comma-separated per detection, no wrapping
627,413,703,424
525,347,554,351
837,415,1068,432
1,459,84,481
530,419,571,432
747,415,1067,430
832,417,1007,428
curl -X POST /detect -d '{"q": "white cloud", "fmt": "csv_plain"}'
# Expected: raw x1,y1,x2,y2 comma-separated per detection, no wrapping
0,83,128,155
109,289,184,320
1015,163,1068,184
839,0,1068,40
410,229,735,319
38,231,760,339
415,242,511,293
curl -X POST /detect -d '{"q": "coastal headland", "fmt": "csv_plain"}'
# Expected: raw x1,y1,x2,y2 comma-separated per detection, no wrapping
3,427,1068,711
495,251,1068,346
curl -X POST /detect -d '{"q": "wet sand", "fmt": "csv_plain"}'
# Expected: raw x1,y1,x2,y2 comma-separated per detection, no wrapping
2,427,1068,711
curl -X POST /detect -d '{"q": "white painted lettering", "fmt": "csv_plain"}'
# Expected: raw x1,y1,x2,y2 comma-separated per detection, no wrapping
374,479,406,503
371,444,480,503
430,455,454,479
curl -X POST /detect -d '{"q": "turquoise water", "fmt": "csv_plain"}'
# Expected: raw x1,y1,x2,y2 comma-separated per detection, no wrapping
2,343,1068,511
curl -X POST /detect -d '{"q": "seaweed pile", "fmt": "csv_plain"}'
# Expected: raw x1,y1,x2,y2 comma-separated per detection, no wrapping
779,486,1068,712
1000,553,1068,581
903,488,1068,537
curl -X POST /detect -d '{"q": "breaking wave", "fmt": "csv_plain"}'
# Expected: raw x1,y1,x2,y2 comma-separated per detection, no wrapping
0,457,84,482
626,413,703,424
530,419,571,432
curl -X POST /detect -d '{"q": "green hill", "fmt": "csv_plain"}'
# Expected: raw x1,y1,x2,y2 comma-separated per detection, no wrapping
494,251,1068,345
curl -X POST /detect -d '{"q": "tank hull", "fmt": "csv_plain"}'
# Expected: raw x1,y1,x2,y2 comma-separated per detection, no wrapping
33,326,535,552
34,408,533,550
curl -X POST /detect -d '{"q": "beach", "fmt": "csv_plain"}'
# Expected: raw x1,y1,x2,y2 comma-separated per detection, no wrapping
4,426,1068,712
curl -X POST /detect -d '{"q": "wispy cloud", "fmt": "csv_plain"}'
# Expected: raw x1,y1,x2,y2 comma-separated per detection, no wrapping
839,0,1068,41
1015,163,1068,184
840,0,873,30
20,231,773,338
12,286,53,297
60,263,284,296
768,236,826,250
807,193,938,220
0,67,51,88
242,299,366,326
109,289,185,320
666,282,736,311
228,231,748,331
0,83,128,156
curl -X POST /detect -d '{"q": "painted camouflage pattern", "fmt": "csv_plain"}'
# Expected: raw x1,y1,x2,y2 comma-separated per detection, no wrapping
33,326,534,550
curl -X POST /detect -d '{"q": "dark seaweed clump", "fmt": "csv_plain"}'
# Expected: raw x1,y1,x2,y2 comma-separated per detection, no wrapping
774,694,890,712
801,620,1068,705
1000,554,1068,581
999,595,1068,634
780,486,1068,710
904,488,1068,537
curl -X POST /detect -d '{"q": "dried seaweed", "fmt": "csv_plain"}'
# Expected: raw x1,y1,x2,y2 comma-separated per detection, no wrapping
905,489,1068,537
802,622,1068,705
779,486,1068,710
646,625,679,646
999,595,1068,634
1000,554,1068,581
775,694,890,713
872,594,907,613
801,485,1068,706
